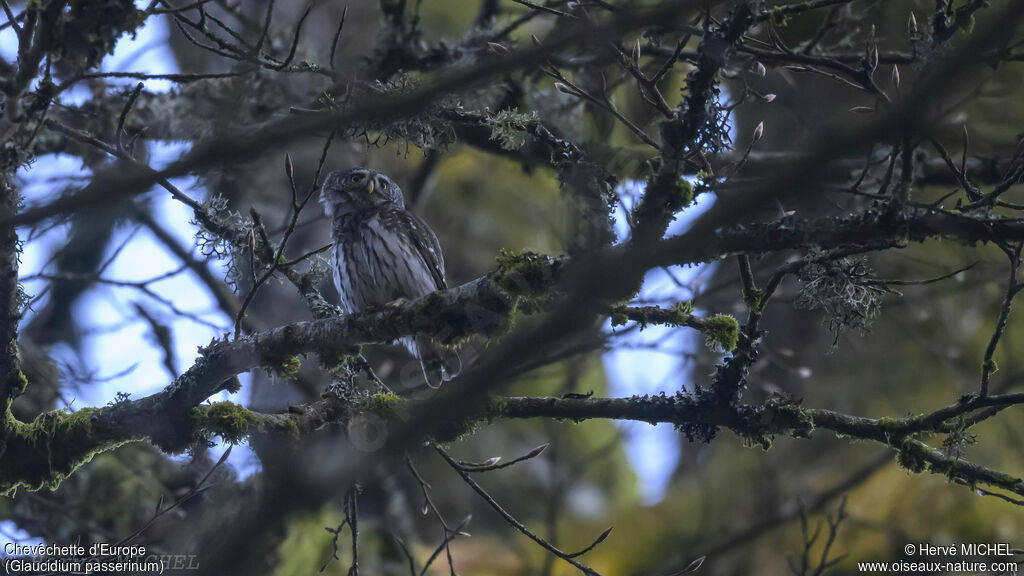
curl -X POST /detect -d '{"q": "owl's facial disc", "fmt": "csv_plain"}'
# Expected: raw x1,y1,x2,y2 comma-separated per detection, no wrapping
321,168,403,217
360,174,397,207
372,174,391,198
345,170,387,201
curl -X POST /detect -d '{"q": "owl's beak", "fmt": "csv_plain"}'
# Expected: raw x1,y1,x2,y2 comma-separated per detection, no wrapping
365,179,375,195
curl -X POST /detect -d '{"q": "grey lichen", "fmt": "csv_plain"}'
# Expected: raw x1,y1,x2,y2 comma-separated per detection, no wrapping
485,109,538,151
795,251,884,349
193,194,246,291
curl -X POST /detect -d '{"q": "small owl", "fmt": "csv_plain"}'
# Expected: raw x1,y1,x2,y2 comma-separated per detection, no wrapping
321,168,461,387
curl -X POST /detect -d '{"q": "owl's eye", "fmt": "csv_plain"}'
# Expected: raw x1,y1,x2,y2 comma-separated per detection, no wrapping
350,174,362,184
379,181,388,190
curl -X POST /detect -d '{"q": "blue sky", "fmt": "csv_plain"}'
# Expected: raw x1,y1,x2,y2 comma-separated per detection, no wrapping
604,185,718,504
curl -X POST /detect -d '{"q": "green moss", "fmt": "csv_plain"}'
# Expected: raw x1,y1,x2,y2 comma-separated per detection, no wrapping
703,314,739,352
363,392,406,414
610,302,694,329
192,402,254,444
629,179,695,225
766,5,791,26
279,417,300,438
318,345,361,372
873,417,914,434
281,355,301,378
739,396,814,449
632,307,652,326
611,305,739,353
746,288,765,311
983,359,998,374
13,366,28,397
192,402,304,444
678,178,694,207
262,354,301,380
0,407,131,495
486,396,507,419
669,301,695,323
896,439,928,474
494,249,556,297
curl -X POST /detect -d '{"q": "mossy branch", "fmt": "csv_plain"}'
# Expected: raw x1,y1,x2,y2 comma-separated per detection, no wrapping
177,392,1024,503
610,302,739,352
0,268,525,494
4,205,1024,494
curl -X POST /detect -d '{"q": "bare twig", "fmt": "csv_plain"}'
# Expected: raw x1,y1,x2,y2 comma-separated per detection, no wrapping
435,445,606,576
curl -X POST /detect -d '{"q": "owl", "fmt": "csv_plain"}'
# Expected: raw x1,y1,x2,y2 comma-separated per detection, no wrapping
320,168,461,388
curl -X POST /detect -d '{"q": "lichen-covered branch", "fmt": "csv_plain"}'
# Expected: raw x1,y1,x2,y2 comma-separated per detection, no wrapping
5,198,1024,493
632,0,759,243
0,168,25,446
609,302,739,352
495,395,1024,500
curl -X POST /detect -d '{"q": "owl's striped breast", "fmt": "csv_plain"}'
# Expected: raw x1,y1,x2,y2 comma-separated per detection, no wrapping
331,211,441,315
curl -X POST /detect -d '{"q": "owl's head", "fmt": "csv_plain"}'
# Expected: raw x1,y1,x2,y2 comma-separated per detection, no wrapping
320,168,405,217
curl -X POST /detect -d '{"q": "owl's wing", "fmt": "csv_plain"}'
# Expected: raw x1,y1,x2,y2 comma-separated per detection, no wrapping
386,208,448,290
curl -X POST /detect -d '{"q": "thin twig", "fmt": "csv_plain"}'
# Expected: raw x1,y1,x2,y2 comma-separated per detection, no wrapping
330,6,347,70
435,445,605,576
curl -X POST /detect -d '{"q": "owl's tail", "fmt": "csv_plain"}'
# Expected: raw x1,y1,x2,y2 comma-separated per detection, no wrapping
415,336,462,388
